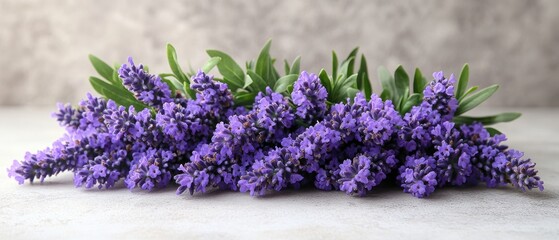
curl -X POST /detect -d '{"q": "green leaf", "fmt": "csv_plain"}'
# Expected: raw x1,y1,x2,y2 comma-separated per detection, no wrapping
110,65,126,89
247,70,268,92
166,44,188,82
206,49,245,90
413,68,427,94
202,57,221,73
401,93,421,114
453,112,521,126
459,86,479,102
243,73,254,89
378,66,395,101
161,76,185,96
356,54,372,99
394,65,410,102
338,57,355,80
456,64,469,99
89,77,147,110
344,47,359,76
318,69,333,94
284,60,291,75
455,84,499,115
255,40,278,87
332,51,338,79
89,55,116,83
345,87,359,100
289,56,301,75
380,90,391,101
274,74,298,93
331,74,358,103
234,92,257,106
398,88,410,111
485,127,502,136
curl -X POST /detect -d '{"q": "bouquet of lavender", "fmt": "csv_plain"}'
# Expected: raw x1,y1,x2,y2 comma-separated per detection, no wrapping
7,41,544,198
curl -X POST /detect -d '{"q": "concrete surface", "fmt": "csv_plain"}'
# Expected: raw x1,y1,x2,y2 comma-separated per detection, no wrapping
0,107,558,239
1,0,559,107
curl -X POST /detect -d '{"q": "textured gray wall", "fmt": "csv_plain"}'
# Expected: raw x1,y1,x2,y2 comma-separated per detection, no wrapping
1,0,558,107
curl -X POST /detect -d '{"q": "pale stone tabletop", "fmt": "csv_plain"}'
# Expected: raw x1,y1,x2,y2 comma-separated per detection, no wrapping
1,108,558,239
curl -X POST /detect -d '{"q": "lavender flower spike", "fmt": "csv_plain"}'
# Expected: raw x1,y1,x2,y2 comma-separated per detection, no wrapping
119,57,173,107
291,71,328,124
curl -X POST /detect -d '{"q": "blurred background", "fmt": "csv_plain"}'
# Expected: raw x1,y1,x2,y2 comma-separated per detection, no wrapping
0,0,558,107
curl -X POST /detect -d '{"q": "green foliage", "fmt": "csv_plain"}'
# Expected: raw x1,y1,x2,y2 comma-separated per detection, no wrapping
86,41,520,133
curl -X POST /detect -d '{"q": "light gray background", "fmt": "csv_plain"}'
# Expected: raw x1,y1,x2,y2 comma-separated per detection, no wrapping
1,0,558,107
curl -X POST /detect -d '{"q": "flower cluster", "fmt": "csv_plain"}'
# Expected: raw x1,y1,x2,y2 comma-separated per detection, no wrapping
239,93,403,196
8,59,235,192
7,53,544,200
397,72,544,198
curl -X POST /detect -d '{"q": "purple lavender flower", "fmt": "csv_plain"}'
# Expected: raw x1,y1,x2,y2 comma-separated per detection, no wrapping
125,149,175,190
291,71,328,124
74,151,128,189
338,149,398,196
240,93,404,196
459,123,544,191
7,135,87,184
175,88,295,194
190,70,234,117
399,156,438,198
119,57,172,107
53,103,83,131
238,145,305,196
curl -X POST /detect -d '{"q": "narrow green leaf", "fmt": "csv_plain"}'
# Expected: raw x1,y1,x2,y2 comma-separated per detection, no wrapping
401,93,422,114
247,70,268,92
380,90,390,101
398,88,410,111
274,74,298,93
89,77,147,110
455,84,499,115
89,54,115,83
456,64,469,99
243,74,254,89
453,112,521,126
344,47,359,76
338,57,355,80
413,68,427,94
234,92,257,106
111,66,126,90
345,87,359,100
485,127,502,136
166,44,188,82
357,54,372,99
459,86,479,102
255,40,278,87
318,69,333,94
284,60,291,75
202,57,221,73
394,65,410,101
332,51,338,79
89,76,106,96
289,56,301,75
207,49,245,90
378,66,395,101
161,76,185,96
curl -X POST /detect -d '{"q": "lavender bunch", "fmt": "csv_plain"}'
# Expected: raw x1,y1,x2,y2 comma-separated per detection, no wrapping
7,95,117,184
175,88,295,194
175,72,329,195
8,42,543,200
239,93,404,196
398,72,543,198
124,70,235,191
